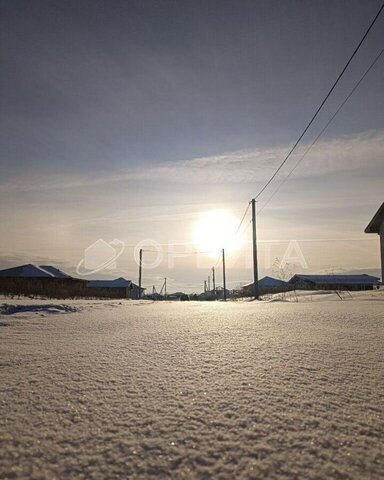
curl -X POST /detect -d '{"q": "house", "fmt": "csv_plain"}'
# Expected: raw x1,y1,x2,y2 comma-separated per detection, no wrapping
0,264,62,278
86,277,144,299
167,292,190,301
241,276,289,296
198,286,230,300
0,264,86,297
365,202,384,283
288,274,380,291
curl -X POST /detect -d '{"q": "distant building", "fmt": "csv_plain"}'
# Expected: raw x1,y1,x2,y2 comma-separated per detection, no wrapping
365,202,384,283
241,276,289,296
0,264,85,297
167,292,190,301
289,274,380,291
86,277,144,299
198,286,230,300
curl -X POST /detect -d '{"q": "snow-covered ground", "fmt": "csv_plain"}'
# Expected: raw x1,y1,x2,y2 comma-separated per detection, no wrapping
1,293,383,479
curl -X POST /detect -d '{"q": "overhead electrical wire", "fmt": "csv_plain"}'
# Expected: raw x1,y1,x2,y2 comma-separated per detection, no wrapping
252,1,384,201
142,247,222,255
125,4,384,262
234,202,251,236
257,46,384,215
237,218,252,238
214,250,222,268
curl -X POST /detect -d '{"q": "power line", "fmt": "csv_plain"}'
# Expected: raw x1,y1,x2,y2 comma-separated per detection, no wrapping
239,218,252,237
214,249,222,268
139,203,252,256
225,220,252,272
253,1,384,201
142,248,221,255
258,46,384,215
234,202,251,235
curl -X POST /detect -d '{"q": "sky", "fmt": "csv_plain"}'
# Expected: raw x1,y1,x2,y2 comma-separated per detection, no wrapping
0,0,383,292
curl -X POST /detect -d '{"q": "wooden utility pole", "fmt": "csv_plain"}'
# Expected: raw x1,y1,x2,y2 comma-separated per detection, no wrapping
251,198,259,300
222,248,227,301
212,266,216,294
138,248,143,299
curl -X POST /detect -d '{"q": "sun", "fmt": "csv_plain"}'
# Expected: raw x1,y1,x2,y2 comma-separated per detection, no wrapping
192,209,243,255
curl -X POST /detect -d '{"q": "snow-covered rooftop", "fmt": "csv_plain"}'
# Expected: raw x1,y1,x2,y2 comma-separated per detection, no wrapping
39,265,72,279
0,264,73,279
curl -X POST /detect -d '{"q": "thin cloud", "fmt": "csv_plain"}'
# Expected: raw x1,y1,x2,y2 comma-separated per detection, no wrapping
0,129,383,193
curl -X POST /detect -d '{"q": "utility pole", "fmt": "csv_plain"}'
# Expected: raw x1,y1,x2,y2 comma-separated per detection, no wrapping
138,248,143,299
251,198,259,300
208,275,211,292
212,266,216,295
222,248,227,301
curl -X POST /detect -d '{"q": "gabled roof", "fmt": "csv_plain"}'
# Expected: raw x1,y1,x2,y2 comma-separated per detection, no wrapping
289,274,380,285
242,276,287,288
0,264,54,278
365,202,384,233
0,264,74,279
259,276,287,286
39,265,72,279
87,277,132,288
169,291,186,296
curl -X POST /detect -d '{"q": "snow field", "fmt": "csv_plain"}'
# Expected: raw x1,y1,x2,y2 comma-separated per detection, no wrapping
1,297,383,479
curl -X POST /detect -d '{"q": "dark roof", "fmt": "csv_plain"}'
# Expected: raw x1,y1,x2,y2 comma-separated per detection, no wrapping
87,277,131,288
0,264,74,279
242,276,287,288
365,202,384,234
289,274,380,285
260,276,287,286
39,265,72,279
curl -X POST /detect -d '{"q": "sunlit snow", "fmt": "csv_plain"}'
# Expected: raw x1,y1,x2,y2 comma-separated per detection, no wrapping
1,292,383,479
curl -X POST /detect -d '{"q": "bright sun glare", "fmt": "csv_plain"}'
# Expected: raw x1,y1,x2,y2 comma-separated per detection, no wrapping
193,210,243,255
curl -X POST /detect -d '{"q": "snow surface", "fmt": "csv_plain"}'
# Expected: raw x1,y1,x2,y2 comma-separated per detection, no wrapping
1,293,383,479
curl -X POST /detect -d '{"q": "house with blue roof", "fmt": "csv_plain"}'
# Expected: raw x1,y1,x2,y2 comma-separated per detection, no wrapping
241,276,289,296
86,277,144,299
0,264,85,297
288,274,380,291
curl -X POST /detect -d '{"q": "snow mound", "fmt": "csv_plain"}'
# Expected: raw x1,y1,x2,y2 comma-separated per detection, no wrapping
0,303,81,316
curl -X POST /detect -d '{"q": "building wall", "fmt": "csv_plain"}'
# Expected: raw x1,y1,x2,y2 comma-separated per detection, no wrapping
128,285,142,299
380,221,384,282
241,283,291,296
83,287,128,298
293,280,375,291
0,278,87,298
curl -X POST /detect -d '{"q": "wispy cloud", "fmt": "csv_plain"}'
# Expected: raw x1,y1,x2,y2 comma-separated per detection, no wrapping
1,130,383,193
